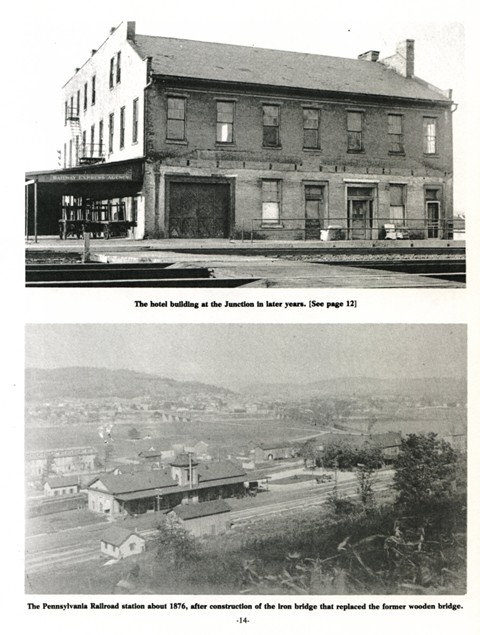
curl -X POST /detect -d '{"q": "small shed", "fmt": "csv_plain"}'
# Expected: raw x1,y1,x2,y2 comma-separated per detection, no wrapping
100,526,145,559
44,476,80,497
167,500,232,537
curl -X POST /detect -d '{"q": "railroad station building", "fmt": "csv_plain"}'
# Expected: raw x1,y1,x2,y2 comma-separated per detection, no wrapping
86,454,250,517
26,21,455,241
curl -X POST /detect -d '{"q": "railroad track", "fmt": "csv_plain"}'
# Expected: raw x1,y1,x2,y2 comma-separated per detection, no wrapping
25,263,258,287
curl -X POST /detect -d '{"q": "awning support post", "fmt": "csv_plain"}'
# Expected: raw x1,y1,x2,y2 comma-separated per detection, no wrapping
34,180,38,244
25,183,29,240
83,231,91,263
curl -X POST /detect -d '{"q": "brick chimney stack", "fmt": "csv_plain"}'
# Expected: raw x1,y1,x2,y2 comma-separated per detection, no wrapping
126,21,136,40
358,50,379,62
380,40,415,78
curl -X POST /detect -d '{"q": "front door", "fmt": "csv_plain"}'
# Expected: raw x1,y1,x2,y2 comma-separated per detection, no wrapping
426,201,440,238
304,186,325,240
348,199,373,239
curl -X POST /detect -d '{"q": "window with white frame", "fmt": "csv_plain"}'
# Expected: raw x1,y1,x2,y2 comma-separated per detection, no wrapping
108,113,114,153
120,106,125,149
262,180,281,224
132,98,139,143
116,51,121,84
423,117,437,154
90,124,95,157
99,120,104,155
109,57,115,89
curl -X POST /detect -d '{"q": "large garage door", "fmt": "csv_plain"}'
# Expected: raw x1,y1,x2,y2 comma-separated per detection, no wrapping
168,181,231,238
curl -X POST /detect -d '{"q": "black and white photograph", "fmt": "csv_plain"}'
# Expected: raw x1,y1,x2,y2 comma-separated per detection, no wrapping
25,323,467,596
11,0,479,633
24,9,466,288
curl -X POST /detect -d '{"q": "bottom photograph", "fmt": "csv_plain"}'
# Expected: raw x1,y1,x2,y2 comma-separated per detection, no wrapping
24,324,467,595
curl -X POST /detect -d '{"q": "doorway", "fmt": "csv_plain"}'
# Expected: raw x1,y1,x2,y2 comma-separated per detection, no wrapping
304,185,325,239
347,187,375,239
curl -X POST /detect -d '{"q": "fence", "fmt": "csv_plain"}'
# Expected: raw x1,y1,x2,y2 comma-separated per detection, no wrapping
239,217,455,243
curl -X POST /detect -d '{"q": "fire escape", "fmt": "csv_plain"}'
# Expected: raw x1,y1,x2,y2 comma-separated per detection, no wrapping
66,106,105,166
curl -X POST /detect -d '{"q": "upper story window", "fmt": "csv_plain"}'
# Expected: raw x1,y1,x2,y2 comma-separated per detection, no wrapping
116,52,121,84
216,101,234,143
108,113,114,153
263,105,280,147
388,114,404,153
167,97,186,141
64,101,68,125
132,98,139,143
423,117,437,154
83,82,88,111
303,108,320,149
347,111,364,152
99,119,104,154
119,106,125,149
92,76,96,106
109,57,115,89
76,90,80,116
347,110,363,152
90,124,95,157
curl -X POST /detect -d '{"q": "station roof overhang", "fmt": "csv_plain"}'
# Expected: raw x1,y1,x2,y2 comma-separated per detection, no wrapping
25,158,144,199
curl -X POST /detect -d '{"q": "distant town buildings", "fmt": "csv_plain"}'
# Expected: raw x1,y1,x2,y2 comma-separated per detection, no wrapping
26,446,97,479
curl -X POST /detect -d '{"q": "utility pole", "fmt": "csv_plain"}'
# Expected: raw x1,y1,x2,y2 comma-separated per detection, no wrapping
333,458,338,499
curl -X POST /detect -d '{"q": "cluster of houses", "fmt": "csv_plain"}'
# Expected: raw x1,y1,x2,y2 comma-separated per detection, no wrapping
252,432,404,465
26,446,97,479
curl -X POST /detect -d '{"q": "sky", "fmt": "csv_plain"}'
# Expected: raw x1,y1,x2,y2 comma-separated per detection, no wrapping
25,324,466,390
19,0,470,212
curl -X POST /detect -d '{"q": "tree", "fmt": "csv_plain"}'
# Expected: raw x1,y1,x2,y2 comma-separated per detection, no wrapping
157,516,199,565
128,427,141,440
356,462,377,509
393,433,457,512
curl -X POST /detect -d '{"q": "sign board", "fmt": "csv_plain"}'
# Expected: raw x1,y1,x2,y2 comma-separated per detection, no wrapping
37,171,134,183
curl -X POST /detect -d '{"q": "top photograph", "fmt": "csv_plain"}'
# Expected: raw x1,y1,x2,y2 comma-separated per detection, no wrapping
25,19,465,288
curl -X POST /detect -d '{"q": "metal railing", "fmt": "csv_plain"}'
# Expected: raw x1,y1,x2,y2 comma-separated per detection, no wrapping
79,143,105,164
238,217,455,243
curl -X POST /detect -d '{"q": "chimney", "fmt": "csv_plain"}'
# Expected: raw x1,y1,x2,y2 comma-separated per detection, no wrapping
126,21,136,41
397,39,414,78
91,49,97,57
75,67,80,74
110,27,115,35
358,50,379,62
380,39,415,78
